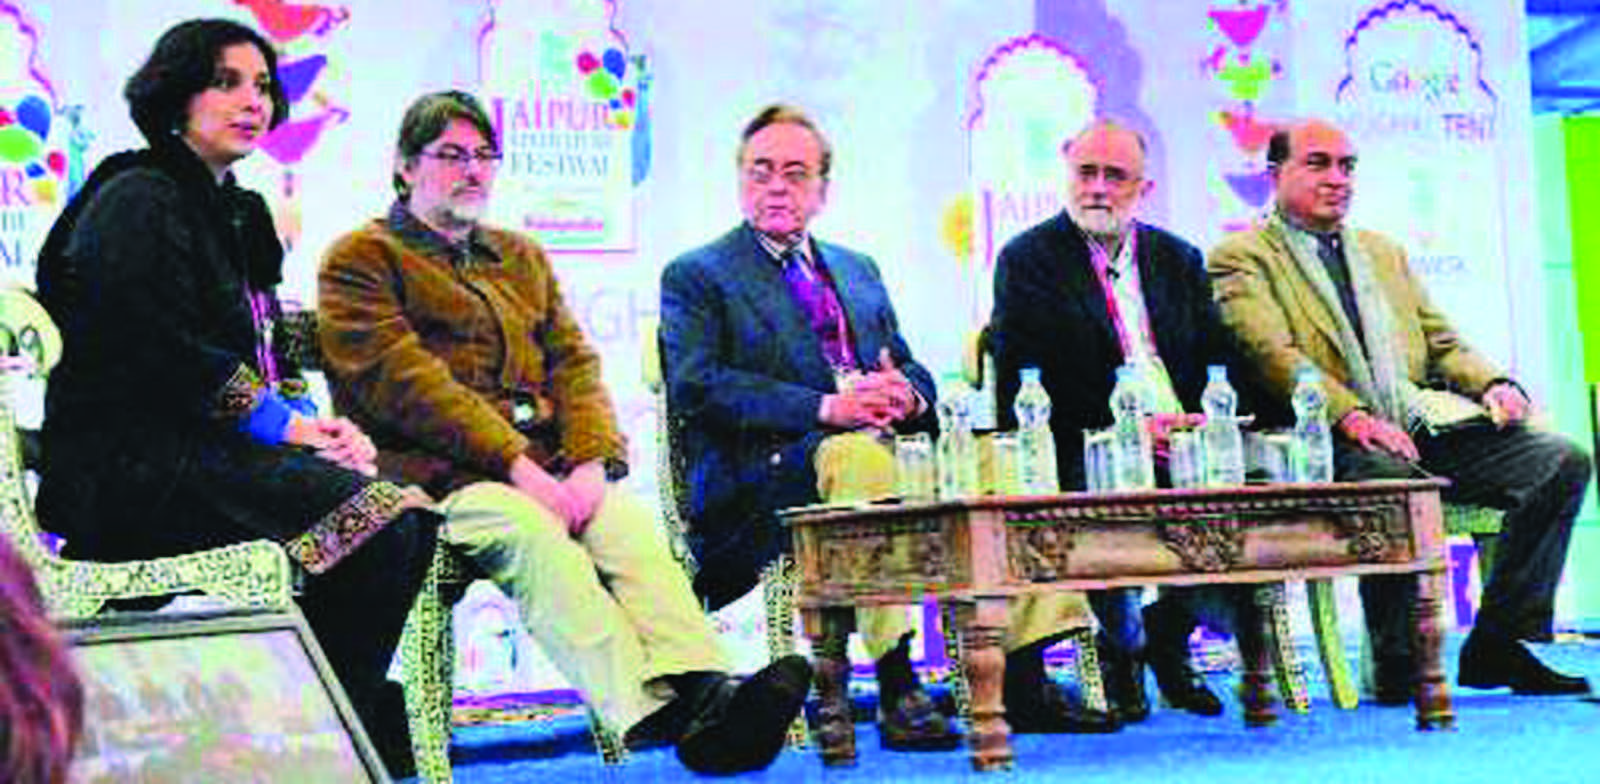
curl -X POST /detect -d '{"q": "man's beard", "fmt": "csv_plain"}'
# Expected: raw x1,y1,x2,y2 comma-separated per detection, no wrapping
1069,204,1127,240
444,197,485,225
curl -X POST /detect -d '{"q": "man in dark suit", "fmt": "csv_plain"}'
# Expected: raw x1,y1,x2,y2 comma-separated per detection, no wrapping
991,121,1266,720
661,104,1112,744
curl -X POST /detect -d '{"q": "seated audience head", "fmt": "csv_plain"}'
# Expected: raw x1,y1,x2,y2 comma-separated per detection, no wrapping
1265,120,1357,233
0,537,83,784
736,103,831,243
1060,120,1152,242
391,90,501,239
124,18,288,173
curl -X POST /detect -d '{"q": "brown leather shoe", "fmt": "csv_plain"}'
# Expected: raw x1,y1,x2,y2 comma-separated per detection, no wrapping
878,688,962,751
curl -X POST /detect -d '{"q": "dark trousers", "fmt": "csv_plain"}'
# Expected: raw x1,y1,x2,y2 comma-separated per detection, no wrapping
44,434,442,769
299,507,438,765
1335,421,1591,659
1094,584,1260,655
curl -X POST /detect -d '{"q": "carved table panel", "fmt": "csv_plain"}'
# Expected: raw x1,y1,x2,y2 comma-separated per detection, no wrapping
782,480,1454,772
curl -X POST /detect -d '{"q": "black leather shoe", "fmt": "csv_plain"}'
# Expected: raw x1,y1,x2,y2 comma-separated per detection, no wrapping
1371,654,1415,706
1145,650,1223,716
1458,632,1591,696
878,688,962,751
676,656,814,775
1003,662,1120,734
625,687,702,750
1098,638,1151,723
1140,602,1222,717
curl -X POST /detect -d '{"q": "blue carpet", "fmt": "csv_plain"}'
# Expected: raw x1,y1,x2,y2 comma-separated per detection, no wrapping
433,634,1600,783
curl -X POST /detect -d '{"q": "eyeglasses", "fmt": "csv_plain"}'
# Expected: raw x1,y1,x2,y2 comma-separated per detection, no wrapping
1071,164,1139,187
743,163,818,187
418,145,503,168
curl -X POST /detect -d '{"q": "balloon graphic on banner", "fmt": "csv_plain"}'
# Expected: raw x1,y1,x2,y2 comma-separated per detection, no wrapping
586,69,618,100
16,94,49,139
577,48,634,128
0,125,40,163
0,95,54,164
602,47,626,80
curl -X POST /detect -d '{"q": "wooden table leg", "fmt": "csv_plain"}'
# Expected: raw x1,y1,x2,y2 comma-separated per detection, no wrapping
1237,586,1279,728
957,597,1014,771
803,605,857,766
1412,569,1456,730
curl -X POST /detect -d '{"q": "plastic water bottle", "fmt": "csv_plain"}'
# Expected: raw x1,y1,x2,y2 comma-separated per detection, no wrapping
969,352,998,431
1014,368,1059,494
1109,364,1156,489
1201,365,1245,486
935,372,977,498
1291,364,1334,482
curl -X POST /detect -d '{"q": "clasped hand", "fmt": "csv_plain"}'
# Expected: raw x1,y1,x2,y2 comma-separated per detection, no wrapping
822,349,918,431
288,415,378,476
509,455,606,537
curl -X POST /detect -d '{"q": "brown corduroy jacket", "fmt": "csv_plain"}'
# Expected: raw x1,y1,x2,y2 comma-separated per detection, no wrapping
318,205,627,497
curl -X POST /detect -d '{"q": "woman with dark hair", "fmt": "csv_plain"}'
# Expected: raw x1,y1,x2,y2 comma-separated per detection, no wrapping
33,18,438,778
0,536,82,784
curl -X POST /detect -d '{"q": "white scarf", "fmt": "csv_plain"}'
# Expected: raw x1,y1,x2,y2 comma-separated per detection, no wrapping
1270,211,1417,428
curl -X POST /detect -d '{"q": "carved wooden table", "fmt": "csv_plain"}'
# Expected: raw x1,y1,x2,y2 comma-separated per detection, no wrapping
780,479,1455,771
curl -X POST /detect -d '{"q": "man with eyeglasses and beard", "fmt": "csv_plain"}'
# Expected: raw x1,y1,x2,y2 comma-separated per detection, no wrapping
318,91,811,776
990,120,1271,724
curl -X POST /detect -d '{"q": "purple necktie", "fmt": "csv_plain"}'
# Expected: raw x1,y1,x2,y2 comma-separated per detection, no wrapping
780,247,856,371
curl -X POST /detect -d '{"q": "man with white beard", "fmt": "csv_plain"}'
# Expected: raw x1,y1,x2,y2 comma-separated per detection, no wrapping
990,121,1268,722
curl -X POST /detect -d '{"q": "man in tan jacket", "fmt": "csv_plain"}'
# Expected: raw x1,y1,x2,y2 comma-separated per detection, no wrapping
318,91,810,775
1209,119,1591,704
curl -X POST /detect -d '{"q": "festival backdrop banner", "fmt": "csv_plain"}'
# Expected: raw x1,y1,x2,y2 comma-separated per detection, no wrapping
0,1,86,288
964,34,1098,328
478,0,639,252
1296,0,1525,371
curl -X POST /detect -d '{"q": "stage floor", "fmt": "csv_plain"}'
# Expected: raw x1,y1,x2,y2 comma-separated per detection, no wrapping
430,631,1600,783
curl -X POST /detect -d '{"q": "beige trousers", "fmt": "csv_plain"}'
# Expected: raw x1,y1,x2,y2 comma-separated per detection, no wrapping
814,432,1092,659
440,482,728,733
